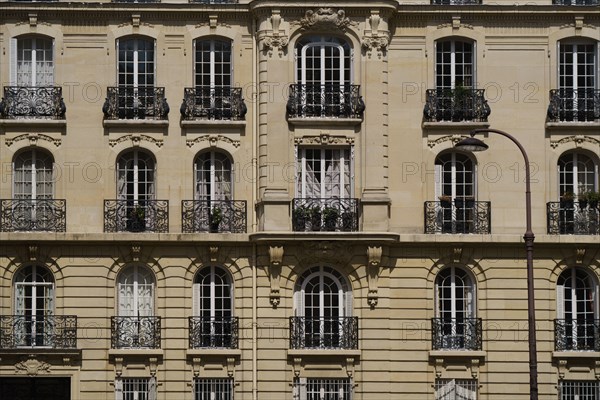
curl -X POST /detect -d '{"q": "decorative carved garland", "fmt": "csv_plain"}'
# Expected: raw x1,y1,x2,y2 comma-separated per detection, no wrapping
5,133,61,148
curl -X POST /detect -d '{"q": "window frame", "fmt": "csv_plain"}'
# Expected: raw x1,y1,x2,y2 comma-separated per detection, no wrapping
116,149,156,203
295,147,353,199
435,152,476,201
194,151,233,202
295,36,353,86
193,38,233,88
193,378,234,400
13,148,55,200
117,265,156,318
558,151,599,198
193,266,233,318
435,38,476,90
11,36,54,87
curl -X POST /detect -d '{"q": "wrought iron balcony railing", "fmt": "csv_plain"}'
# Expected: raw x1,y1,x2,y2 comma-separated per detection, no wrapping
547,202,599,235
289,317,358,350
555,319,600,351
181,200,247,233
553,0,599,4
104,200,169,233
0,315,77,349
0,199,66,232
102,86,169,120
432,317,482,350
189,0,238,2
424,88,491,122
111,316,161,349
111,0,159,2
424,200,491,234
180,86,246,121
0,86,66,119
431,0,481,3
189,317,239,349
292,198,360,232
287,84,365,119
547,89,600,122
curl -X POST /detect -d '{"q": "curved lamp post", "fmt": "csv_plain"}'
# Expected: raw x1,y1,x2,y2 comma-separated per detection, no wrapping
455,128,538,400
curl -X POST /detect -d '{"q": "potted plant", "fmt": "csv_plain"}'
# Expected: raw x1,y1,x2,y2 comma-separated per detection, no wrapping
578,192,589,209
587,191,599,209
309,206,322,231
438,195,452,207
560,192,575,208
293,205,310,231
209,206,223,233
127,205,146,232
323,206,340,231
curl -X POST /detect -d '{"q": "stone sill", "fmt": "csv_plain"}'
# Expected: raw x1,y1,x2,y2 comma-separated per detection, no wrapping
250,232,400,242
103,119,169,128
0,348,81,357
181,120,246,129
287,349,361,358
552,351,600,359
108,349,164,358
429,350,486,358
0,119,66,128
287,117,362,127
422,121,490,130
186,349,241,357
546,122,600,130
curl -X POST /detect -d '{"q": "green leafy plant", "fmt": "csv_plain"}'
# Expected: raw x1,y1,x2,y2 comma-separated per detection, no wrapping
323,206,340,231
209,206,223,232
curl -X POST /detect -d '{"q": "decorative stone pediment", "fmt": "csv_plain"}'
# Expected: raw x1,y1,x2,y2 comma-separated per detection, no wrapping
5,133,62,148
15,356,51,376
427,134,469,149
108,134,164,148
186,134,241,149
550,135,600,149
294,8,356,33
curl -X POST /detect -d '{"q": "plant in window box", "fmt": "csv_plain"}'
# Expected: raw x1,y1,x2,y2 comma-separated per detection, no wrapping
438,195,452,207
578,192,589,209
293,205,311,231
209,206,223,233
586,191,599,209
127,205,146,232
560,192,575,208
309,206,322,231
323,206,340,231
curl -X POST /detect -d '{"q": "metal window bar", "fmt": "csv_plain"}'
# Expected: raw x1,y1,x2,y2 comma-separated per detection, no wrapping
434,379,478,400
546,202,600,235
559,381,600,400
121,378,150,400
293,378,353,400
554,319,600,351
431,318,482,350
189,317,239,349
194,378,234,400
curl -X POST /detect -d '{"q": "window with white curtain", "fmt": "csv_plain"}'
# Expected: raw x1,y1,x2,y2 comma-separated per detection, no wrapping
296,148,352,199
14,265,54,347
115,377,156,400
194,151,232,202
13,36,54,86
558,152,598,198
434,379,477,400
117,265,155,317
435,39,475,89
435,152,475,201
13,149,54,200
116,150,156,203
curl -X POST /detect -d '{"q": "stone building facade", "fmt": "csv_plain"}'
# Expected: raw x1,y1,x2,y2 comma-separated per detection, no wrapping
0,0,599,399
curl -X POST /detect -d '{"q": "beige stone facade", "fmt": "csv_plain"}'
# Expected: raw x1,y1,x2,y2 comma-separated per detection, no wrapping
0,0,599,399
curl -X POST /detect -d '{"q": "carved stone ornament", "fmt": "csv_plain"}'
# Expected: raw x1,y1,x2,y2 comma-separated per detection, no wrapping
295,8,356,32
576,248,586,265
362,34,390,57
109,134,164,148
262,34,289,56
294,134,354,146
427,134,469,149
15,356,51,376
298,241,352,266
550,135,600,149
209,246,219,262
28,244,39,261
268,246,284,307
186,135,241,149
367,246,383,308
5,133,61,148
131,244,142,262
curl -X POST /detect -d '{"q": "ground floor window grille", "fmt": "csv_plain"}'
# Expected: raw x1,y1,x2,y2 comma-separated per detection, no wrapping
115,378,156,400
435,379,477,400
559,380,600,400
194,378,234,400
293,378,352,400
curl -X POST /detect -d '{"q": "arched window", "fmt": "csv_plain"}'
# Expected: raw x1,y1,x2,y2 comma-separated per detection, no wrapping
558,152,598,198
13,149,54,200
436,38,475,90
117,149,156,203
435,152,475,201
292,266,354,349
434,267,478,350
13,36,54,86
13,265,54,347
556,268,599,351
191,266,235,348
194,151,232,202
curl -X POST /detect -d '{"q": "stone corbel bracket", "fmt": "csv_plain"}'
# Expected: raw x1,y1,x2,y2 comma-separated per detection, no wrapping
362,10,390,59
292,357,302,377
367,246,383,308
345,357,356,378
192,357,201,377
226,357,235,377
268,246,284,307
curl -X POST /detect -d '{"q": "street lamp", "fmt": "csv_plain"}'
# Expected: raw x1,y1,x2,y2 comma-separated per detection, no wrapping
455,128,538,400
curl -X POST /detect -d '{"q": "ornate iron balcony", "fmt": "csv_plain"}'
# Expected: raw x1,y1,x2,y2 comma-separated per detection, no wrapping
287,84,365,119
111,316,161,349
431,0,481,3
424,200,491,234
431,317,482,350
547,202,599,235
553,0,599,4
289,317,358,350
180,86,246,121
102,86,169,120
104,200,169,233
424,88,490,122
0,86,66,119
0,315,77,349
111,0,159,3
555,319,600,351
547,89,600,122
189,0,239,5
0,199,66,232
189,317,239,349
181,200,246,233
292,198,360,232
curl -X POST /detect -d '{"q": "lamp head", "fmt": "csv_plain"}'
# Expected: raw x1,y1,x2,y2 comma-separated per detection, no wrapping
455,136,489,152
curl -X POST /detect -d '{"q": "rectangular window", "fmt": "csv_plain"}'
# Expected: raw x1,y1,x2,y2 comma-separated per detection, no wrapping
559,381,600,400
293,378,352,400
194,378,233,400
434,379,477,400
296,147,352,199
115,378,156,400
